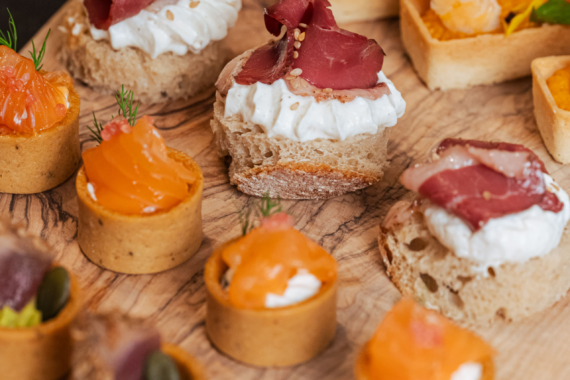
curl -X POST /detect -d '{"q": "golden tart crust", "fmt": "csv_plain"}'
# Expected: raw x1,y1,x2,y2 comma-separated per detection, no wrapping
0,75,81,194
0,267,82,380
162,343,207,380
76,148,203,274
532,56,570,164
401,0,570,90
205,241,337,367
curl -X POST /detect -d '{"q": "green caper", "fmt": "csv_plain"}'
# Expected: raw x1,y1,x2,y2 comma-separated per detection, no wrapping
144,350,182,380
36,267,70,322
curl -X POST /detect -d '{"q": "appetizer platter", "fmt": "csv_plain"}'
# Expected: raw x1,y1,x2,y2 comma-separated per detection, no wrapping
2,0,570,379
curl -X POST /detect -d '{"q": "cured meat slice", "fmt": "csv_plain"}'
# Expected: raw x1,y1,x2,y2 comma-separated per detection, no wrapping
236,0,385,90
0,227,52,311
84,0,156,30
400,139,563,230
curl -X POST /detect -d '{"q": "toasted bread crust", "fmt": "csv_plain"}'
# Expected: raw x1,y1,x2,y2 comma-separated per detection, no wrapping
401,0,570,90
59,1,228,104
211,98,391,199
378,201,570,325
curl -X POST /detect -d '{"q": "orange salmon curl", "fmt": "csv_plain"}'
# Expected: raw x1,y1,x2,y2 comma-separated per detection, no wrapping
222,213,337,309
0,46,69,135
82,115,197,215
360,298,494,380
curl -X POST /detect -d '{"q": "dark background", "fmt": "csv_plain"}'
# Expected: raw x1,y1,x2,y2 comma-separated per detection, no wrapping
0,0,67,49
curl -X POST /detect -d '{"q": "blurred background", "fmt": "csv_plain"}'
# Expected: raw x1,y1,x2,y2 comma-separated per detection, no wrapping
1,0,67,49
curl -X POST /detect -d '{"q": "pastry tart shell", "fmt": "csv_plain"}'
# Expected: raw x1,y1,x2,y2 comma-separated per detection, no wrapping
204,242,337,367
76,148,203,274
354,344,495,379
532,56,570,164
0,268,82,380
330,0,398,24
162,343,207,380
0,79,81,194
401,0,570,90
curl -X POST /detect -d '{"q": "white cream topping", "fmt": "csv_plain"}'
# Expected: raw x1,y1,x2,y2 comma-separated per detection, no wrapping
431,0,501,35
265,269,322,308
224,71,406,142
88,0,241,59
423,174,570,270
87,182,98,202
450,363,483,380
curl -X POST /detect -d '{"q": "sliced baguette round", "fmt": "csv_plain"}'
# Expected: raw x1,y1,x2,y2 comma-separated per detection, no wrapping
378,201,570,325
211,98,391,199
59,1,228,104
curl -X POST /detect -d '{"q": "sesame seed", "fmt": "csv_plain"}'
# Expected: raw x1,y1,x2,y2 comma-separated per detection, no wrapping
285,75,296,80
483,191,491,200
299,23,307,28
294,41,301,49
290,68,303,76
291,80,300,89
190,1,200,8
323,88,333,93
166,10,174,20
290,102,300,110
293,51,299,59
294,28,300,39
299,32,306,41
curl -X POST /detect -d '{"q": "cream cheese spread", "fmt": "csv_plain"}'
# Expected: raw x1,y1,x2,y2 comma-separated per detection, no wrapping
89,0,241,59
423,174,570,269
223,71,406,142
450,362,483,380
265,269,322,308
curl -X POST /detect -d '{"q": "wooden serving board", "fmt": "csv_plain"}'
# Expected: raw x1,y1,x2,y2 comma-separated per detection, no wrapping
4,1,570,379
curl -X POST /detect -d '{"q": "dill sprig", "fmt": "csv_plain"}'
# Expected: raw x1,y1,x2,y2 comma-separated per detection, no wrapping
258,192,282,217
87,112,104,144
29,28,50,71
0,9,17,50
116,85,139,127
238,192,284,236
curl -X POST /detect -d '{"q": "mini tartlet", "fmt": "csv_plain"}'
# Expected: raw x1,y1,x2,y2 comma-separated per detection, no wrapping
532,55,570,164
77,91,203,274
330,0,399,23
60,0,241,104
401,0,570,90
0,18,80,194
205,208,338,366
0,220,82,380
355,298,495,380
71,313,205,380
379,138,570,324
211,0,406,199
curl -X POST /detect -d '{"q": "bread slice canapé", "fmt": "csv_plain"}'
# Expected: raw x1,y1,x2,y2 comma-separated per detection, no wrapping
378,200,570,325
59,1,228,104
211,98,391,199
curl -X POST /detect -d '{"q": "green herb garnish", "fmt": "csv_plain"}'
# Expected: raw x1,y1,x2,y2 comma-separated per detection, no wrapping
0,8,17,51
530,0,570,25
116,85,139,127
238,192,284,236
29,28,51,71
87,85,140,144
87,112,104,144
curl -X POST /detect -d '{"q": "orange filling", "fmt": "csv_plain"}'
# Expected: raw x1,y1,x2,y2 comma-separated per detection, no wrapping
221,213,337,309
82,115,197,215
547,64,570,112
361,298,494,380
422,0,537,41
0,46,69,135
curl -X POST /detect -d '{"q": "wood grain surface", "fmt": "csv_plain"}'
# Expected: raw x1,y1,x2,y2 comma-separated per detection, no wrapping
3,1,570,379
